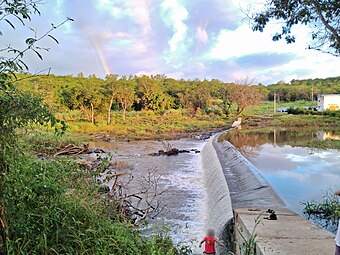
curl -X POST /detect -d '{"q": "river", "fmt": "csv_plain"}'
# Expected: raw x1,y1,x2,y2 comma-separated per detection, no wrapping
89,139,208,253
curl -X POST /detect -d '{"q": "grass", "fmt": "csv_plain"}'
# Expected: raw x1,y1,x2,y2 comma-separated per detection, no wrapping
56,109,228,140
302,191,339,233
18,130,86,155
243,100,314,116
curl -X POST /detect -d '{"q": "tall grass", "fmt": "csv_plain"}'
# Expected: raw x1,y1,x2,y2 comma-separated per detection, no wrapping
1,149,190,254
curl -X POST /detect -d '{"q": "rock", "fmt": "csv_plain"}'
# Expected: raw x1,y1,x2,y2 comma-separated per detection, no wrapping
89,148,108,154
164,148,179,156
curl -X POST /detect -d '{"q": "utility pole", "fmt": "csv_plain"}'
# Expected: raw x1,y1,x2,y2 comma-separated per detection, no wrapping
311,87,314,109
274,93,277,113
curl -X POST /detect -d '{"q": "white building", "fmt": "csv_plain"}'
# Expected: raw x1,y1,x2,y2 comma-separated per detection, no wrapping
317,94,340,112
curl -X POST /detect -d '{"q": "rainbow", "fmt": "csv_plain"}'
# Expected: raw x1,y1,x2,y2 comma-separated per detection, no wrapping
91,38,112,75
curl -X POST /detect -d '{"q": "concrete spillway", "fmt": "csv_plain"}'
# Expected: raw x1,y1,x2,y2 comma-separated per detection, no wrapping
201,137,233,232
201,134,335,255
212,137,285,209
201,136,233,253
201,135,285,234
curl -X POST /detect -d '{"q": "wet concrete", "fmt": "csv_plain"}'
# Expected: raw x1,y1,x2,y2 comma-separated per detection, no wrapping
213,137,285,209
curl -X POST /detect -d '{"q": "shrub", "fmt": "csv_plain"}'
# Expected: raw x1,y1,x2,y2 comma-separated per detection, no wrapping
1,154,191,255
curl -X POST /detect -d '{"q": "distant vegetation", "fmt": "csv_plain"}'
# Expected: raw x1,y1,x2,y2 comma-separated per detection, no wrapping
266,77,340,102
15,74,340,126
15,74,266,124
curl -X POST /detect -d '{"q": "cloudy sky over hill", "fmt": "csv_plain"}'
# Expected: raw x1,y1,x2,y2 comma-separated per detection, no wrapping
3,0,340,84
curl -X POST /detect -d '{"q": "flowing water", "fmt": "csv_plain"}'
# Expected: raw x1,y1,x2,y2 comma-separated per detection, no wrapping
89,139,209,253
219,128,340,218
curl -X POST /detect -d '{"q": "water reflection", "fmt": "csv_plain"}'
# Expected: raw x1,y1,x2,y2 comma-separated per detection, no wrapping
219,128,340,232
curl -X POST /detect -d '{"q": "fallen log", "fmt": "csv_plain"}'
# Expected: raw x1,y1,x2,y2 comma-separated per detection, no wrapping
54,144,90,157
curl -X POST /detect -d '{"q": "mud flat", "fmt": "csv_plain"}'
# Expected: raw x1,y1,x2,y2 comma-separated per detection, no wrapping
202,135,336,254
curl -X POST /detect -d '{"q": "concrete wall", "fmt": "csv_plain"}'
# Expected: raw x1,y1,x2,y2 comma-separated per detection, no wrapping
234,208,335,255
318,94,340,111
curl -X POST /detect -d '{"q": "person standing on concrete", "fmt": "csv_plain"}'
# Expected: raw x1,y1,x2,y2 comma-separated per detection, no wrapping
335,190,340,255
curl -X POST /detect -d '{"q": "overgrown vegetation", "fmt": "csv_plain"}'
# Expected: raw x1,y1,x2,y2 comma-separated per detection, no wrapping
287,107,340,118
303,191,339,233
16,74,265,124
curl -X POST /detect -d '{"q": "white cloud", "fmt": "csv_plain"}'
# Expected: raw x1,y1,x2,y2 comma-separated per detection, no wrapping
196,26,208,44
161,0,190,63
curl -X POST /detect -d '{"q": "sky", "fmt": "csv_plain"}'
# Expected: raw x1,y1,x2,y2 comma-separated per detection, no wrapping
3,0,340,84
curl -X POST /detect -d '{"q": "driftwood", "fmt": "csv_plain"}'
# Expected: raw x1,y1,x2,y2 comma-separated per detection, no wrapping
54,144,90,157
54,144,107,157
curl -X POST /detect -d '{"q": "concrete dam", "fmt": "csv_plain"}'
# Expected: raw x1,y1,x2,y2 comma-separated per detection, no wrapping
201,134,335,255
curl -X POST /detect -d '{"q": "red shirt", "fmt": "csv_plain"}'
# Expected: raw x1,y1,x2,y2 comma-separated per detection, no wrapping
204,236,216,253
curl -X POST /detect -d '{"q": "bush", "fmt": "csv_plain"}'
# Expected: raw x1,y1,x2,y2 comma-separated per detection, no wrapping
19,131,85,155
323,110,340,118
1,154,191,255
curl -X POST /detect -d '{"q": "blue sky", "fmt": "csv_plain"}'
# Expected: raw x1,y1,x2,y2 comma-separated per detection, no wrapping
4,0,340,84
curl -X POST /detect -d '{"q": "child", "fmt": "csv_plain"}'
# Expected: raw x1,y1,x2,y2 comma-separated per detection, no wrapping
199,229,225,255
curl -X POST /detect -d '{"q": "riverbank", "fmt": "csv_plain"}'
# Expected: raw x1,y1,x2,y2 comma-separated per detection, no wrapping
56,110,228,140
48,111,340,143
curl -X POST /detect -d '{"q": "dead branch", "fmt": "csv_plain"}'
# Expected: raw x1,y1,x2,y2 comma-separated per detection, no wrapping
54,144,90,157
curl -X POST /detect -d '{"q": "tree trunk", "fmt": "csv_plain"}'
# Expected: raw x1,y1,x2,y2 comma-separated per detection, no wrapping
0,205,7,252
123,105,126,121
107,96,114,125
91,103,94,124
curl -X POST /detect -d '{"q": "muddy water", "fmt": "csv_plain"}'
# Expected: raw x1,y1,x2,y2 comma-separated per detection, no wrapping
89,139,208,252
219,128,340,217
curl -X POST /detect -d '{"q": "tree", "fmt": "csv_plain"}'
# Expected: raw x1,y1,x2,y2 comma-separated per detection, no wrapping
60,78,104,124
215,83,236,117
0,1,70,250
136,75,173,111
252,0,340,56
105,74,119,125
112,76,136,121
232,80,265,115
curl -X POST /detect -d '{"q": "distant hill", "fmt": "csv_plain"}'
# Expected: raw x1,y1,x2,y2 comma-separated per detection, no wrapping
267,76,340,101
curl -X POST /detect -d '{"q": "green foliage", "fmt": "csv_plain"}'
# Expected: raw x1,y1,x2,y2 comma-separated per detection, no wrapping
324,110,340,118
1,153,191,255
267,76,340,102
236,215,261,255
18,131,84,155
252,0,340,56
302,191,339,232
136,75,173,111
15,73,267,121
287,107,340,117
